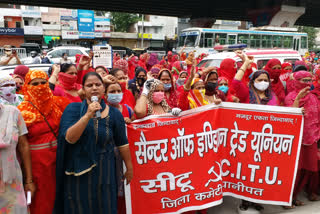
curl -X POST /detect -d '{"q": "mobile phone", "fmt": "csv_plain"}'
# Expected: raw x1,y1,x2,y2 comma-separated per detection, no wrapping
12,50,16,54
27,191,31,205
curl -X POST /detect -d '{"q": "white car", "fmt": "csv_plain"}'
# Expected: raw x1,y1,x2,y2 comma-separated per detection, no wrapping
0,64,52,77
46,46,90,64
197,49,302,70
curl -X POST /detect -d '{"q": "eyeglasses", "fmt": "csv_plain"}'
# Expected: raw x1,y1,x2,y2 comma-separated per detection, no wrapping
30,81,47,86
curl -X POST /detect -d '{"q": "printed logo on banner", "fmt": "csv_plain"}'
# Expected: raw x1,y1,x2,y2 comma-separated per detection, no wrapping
0,28,24,36
60,9,78,21
126,102,303,214
77,10,94,33
62,31,79,39
79,32,94,39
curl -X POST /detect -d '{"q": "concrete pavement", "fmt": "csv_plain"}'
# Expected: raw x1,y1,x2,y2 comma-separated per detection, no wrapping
207,194,320,214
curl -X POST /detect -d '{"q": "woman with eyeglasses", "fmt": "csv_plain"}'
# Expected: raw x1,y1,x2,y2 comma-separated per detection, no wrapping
54,72,133,214
49,63,82,103
284,70,320,208
17,70,70,214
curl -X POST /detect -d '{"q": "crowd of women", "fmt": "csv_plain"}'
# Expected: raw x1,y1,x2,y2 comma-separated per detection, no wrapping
0,48,320,214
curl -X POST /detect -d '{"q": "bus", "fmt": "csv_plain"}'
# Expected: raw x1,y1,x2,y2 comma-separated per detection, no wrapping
176,27,308,56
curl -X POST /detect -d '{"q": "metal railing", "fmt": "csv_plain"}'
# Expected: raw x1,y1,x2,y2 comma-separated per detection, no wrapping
113,50,127,58
0,48,28,58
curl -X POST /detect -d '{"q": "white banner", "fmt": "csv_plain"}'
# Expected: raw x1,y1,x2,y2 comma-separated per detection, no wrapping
21,10,41,18
62,30,79,39
61,20,78,31
24,26,43,35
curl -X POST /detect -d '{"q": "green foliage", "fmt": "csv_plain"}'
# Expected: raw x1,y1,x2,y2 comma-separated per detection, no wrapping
298,26,318,49
111,12,139,32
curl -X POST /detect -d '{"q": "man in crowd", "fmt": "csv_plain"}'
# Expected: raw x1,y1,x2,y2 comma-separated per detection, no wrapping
40,50,52,64
30,51,41,64
0,45,22,66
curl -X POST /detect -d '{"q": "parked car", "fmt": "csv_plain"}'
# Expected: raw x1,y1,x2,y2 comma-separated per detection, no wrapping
0,64,52,77
46,46,90,64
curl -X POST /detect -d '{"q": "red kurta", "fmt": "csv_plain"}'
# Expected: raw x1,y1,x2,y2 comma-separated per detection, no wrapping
27,115,58,214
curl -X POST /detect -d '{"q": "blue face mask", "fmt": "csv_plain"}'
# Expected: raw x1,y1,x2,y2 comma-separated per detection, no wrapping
164,83,172,91
107,93,123,105
176,79,185,86
218,86,229,94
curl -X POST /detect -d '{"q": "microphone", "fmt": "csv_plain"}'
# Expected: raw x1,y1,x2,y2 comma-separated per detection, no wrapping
91,96,101,119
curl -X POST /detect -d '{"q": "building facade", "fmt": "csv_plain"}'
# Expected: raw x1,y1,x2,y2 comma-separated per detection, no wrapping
0,7,24,47
134,15,178,49
41,7,61,47
21,6,43,44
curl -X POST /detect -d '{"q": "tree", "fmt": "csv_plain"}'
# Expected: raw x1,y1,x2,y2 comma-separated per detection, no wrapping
111,12,139,32
298,26,318,49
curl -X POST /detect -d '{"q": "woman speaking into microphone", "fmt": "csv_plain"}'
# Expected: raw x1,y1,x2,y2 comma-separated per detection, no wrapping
54,72,133,214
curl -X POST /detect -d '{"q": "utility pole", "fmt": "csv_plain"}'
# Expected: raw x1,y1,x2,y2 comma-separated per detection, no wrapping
141,14,144,48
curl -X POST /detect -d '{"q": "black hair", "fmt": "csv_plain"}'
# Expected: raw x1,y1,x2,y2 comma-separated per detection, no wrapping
293,65,308,73
82,72,104,87
205,71,218,82
62,53,67,57
105,82,121,92
60,63,76,73
249,70,272,104
135,66,147,77
110,68,123,76
95,66,108,73
158,69,172,81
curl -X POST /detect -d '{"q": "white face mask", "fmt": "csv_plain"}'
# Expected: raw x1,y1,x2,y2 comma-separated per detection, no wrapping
254,81,269,91
0,86,16,103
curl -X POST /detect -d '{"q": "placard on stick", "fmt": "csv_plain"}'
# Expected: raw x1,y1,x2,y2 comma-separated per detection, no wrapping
92,45,113,69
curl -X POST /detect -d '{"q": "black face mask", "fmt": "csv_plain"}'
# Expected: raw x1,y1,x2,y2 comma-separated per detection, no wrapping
137,77,146,87
205,82,217,95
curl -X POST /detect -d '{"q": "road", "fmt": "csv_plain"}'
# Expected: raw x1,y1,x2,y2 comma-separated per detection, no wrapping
207,194,320,214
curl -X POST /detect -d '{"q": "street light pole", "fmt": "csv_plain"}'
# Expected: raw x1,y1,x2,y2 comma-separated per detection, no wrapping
141,14,144,48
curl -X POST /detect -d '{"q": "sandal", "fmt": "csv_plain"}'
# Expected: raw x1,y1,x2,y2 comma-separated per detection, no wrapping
252,203,264,211
239,200,250,211
293,199,305,206
283,205,295,209
308,193,320,201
